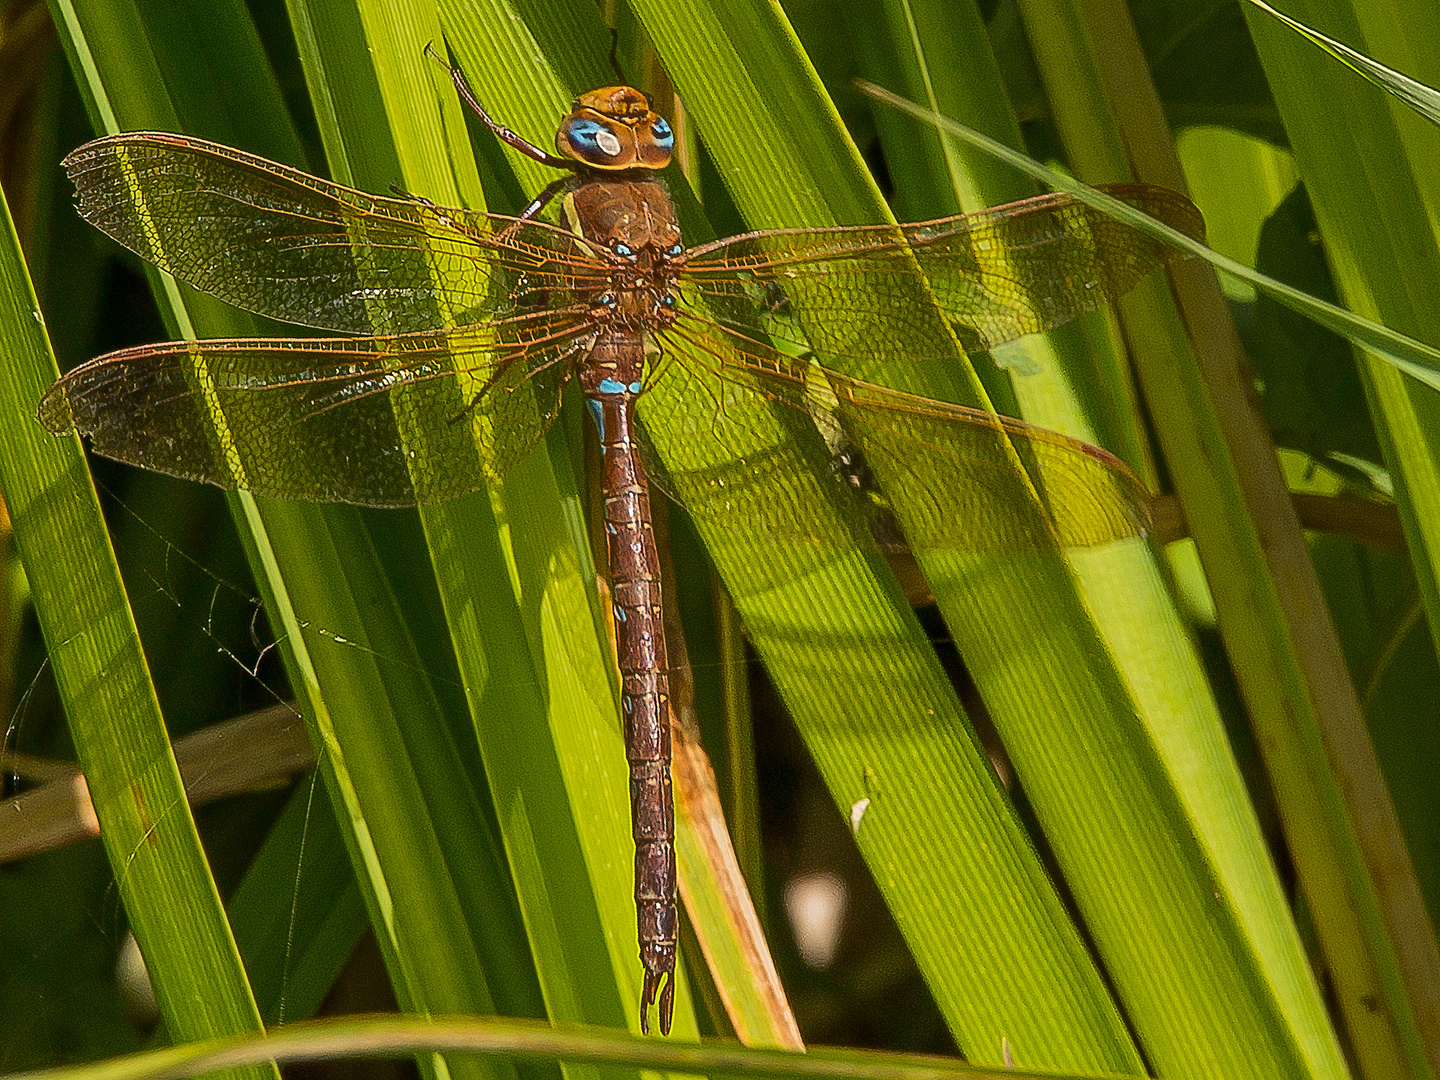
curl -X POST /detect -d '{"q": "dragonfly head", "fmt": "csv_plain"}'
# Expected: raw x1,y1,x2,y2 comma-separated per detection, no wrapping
556,86,673,172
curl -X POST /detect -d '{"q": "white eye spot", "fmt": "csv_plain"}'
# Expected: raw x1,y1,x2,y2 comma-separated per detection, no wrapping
596,130,622,156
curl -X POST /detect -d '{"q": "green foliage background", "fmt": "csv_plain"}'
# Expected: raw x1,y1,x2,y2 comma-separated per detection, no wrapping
0,1,1436,1079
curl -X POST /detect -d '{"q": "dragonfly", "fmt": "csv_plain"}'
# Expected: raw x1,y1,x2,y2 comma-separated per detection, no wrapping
40,60,1203,1035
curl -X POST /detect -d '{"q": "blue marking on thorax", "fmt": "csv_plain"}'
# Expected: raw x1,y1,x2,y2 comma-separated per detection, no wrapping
585,397,605,440
597,377,628,395
629,380,642,393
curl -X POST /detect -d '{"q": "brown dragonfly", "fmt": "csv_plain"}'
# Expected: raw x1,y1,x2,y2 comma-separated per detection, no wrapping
40,61,1201,1034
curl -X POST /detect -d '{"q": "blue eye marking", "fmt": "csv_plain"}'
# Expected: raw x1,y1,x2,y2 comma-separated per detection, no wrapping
652,118,673,148
567,119,622,158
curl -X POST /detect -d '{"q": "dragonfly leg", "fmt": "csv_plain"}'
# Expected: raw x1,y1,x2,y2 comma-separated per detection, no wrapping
427,42,574,170
388,184,435,207
443,333,591,427
512,175,571,224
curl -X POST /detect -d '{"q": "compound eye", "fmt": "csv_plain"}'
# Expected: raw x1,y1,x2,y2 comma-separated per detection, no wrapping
633,116,674,170
612,241,635,259
559,116,627,165
666,243,683,257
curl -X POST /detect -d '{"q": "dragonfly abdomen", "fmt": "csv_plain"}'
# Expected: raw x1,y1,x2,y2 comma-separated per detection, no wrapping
584,334,677,1036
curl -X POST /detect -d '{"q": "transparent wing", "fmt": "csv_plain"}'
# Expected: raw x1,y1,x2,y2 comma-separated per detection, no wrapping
64,132,609,336
39,309,593,506
638,307,1150,555
680,184,1202,365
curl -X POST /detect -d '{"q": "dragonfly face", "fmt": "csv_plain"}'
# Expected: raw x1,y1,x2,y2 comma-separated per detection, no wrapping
40,61,1203,1037
555,85,675,170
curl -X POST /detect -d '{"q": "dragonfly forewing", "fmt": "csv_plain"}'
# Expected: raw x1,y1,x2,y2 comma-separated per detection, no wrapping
64,133,611,336
681,184,1203,362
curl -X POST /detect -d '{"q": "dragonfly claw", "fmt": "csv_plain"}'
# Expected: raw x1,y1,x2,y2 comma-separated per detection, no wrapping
640,969,674,1036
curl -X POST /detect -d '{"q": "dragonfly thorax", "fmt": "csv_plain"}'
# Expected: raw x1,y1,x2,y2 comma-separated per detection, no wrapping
563,177,684,332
